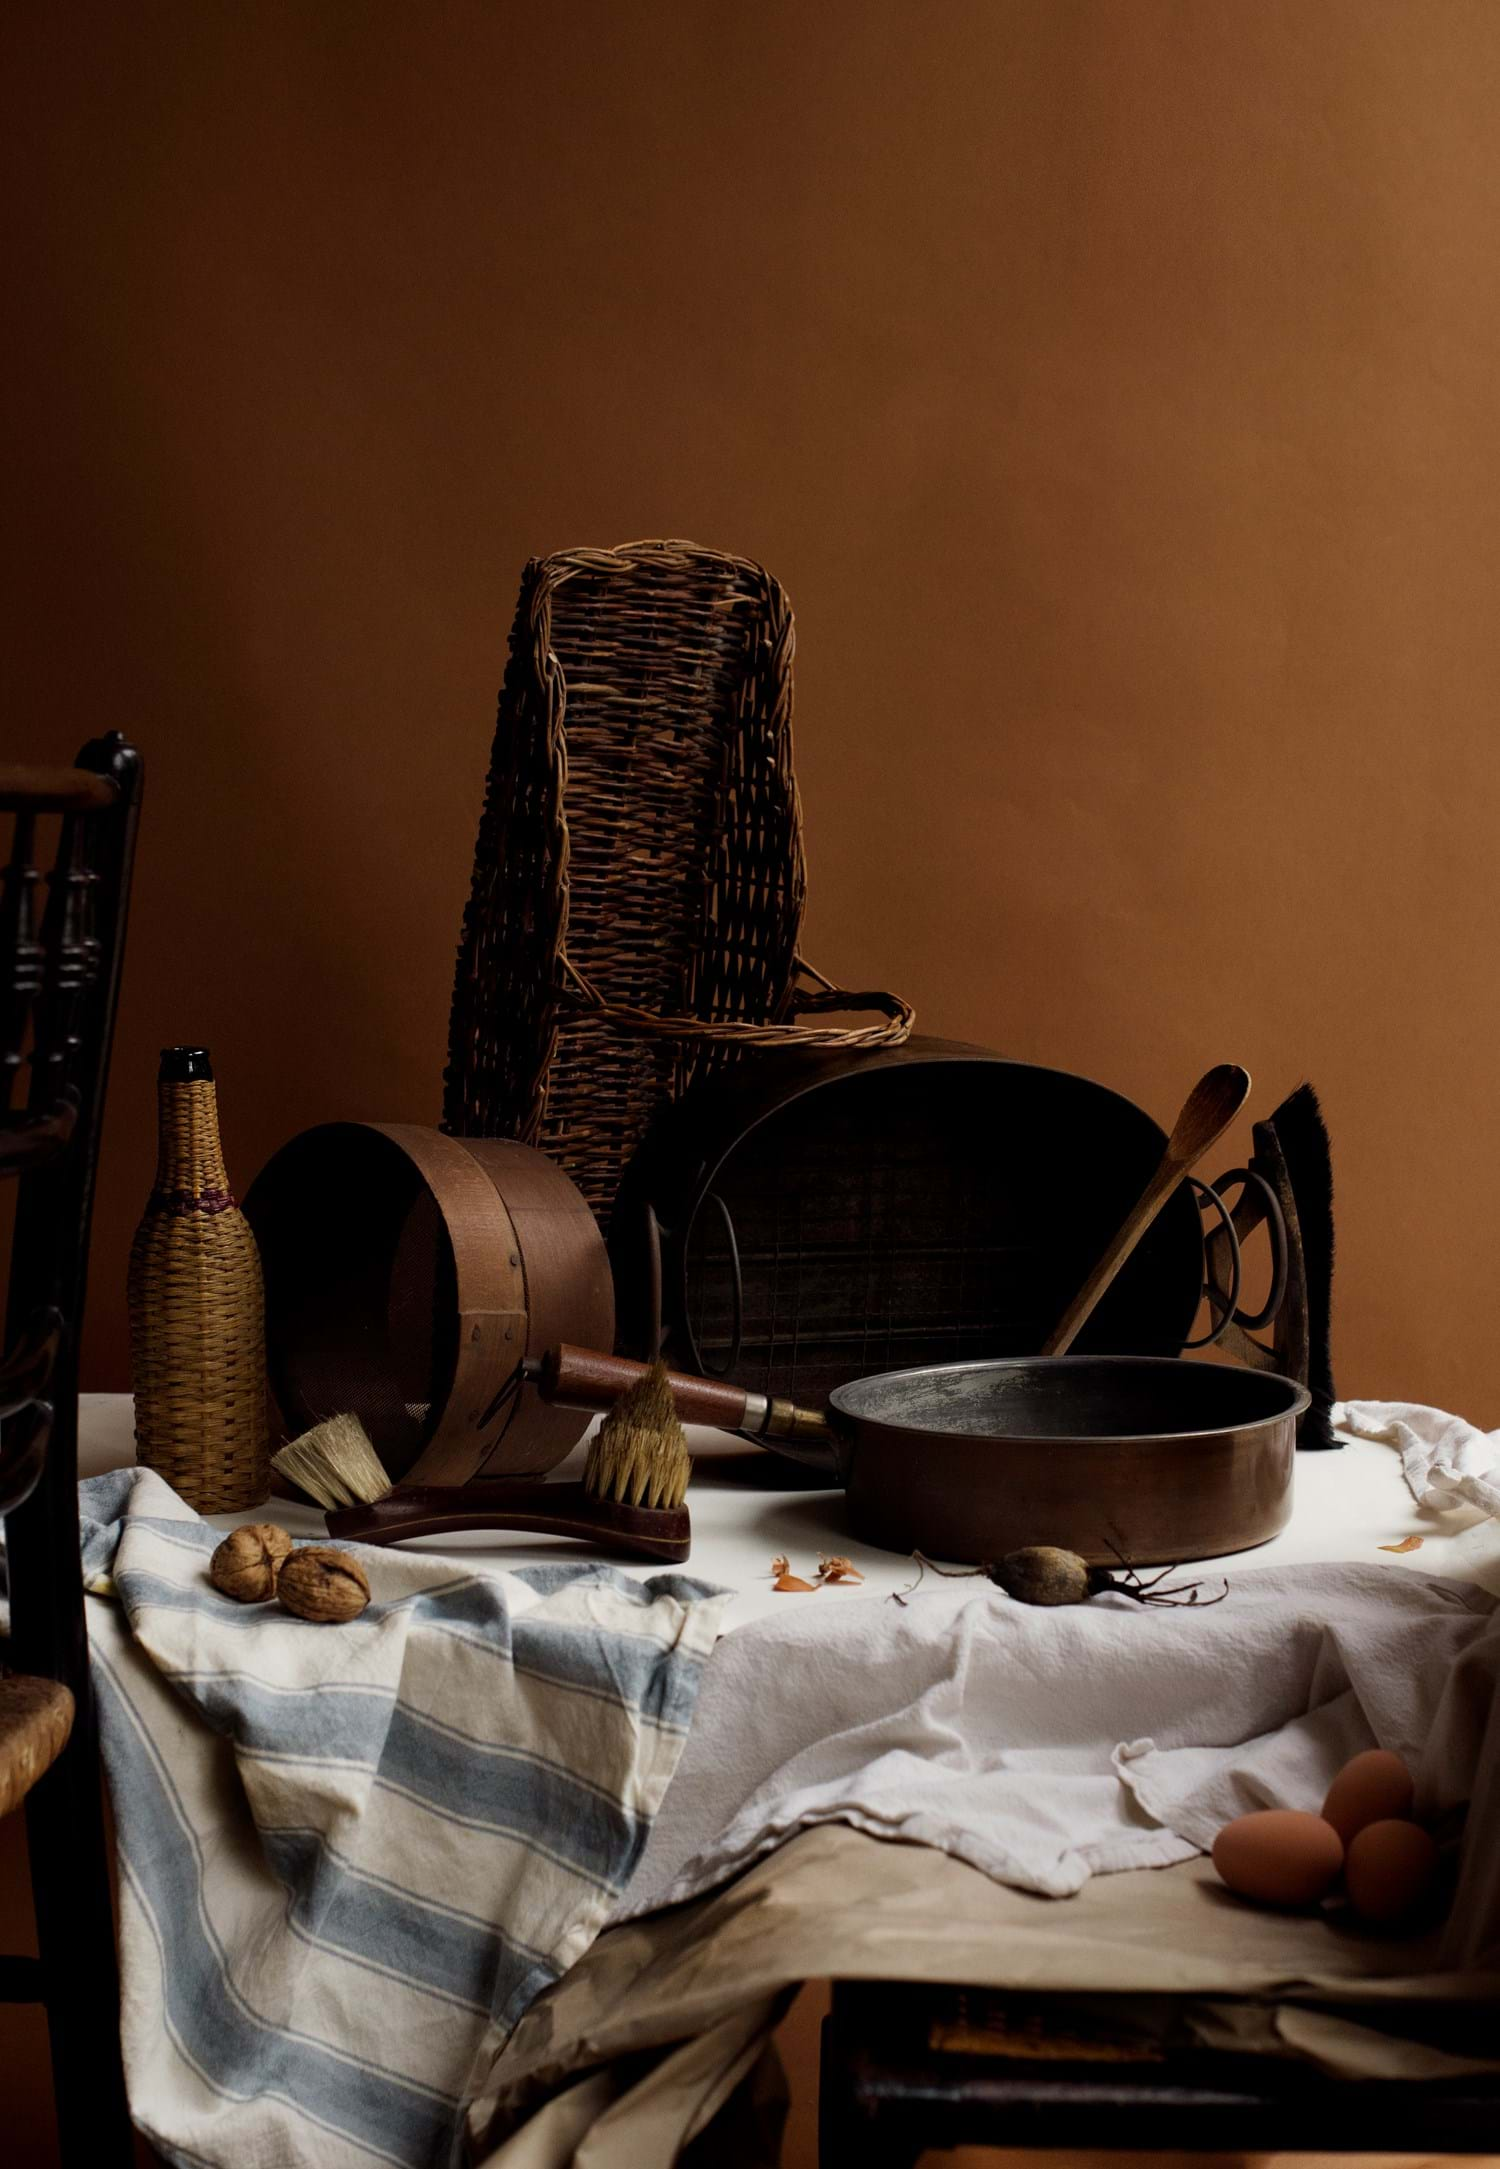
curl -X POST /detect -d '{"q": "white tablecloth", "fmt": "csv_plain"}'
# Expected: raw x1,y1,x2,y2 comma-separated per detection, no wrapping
75,1393,1500,2168
78,1393,1500,1624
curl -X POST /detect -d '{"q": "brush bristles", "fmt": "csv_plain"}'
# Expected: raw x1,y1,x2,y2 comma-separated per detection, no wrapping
585,1362,692,1512
1270,1080,1337,1450
272,1414,392,1511
586,1423,692,1511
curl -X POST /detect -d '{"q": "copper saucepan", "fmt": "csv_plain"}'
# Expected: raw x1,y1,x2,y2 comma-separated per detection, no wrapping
527,1344,1309,1566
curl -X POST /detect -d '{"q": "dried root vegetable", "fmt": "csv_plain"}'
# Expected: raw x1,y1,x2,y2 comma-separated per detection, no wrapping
897,1542,1227,1609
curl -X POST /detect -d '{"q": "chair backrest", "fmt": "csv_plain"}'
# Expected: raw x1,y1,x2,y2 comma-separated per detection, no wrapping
0,731,143,1680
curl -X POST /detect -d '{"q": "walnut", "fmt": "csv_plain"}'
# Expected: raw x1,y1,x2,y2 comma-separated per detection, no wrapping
277,1546,371,1623
209,1523,293,1602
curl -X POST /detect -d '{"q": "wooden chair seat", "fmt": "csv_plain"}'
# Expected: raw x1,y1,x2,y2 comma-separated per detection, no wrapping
0,1675,75,1821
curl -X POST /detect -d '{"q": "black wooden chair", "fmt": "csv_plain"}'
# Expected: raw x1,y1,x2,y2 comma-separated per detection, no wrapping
820,1969,1500,2163
1,733,143,2163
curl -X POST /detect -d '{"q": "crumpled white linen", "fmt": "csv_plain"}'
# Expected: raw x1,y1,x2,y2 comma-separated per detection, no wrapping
617,1562,1498,1923
64,1467,730,2169
1335,1398,1500,1520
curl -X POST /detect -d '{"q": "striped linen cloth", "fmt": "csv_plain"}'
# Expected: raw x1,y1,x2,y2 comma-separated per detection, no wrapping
67,1467,730,2169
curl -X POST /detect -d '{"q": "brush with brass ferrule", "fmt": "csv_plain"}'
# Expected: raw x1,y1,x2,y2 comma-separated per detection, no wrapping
282,1364,693,1561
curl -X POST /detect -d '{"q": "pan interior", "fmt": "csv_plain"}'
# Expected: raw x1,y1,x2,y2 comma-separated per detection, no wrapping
829,1357,1303,1441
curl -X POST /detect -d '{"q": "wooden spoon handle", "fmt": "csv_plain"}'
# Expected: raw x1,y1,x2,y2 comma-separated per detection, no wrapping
1041,1064,1251,1358
1162,1062,1253,1169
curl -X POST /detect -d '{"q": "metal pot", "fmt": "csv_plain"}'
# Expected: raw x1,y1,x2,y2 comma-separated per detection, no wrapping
530,1345,1309,1566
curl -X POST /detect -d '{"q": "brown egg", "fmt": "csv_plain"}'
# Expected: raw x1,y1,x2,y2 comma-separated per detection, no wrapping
1344,1818,1438,1925
1211,1810,1345,1908
1321,1749,1415,1845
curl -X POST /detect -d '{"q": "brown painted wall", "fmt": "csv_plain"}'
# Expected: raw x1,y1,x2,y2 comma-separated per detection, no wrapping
6,0,1500,1414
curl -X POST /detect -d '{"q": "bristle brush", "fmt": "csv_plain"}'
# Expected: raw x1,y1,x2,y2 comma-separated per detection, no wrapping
272,1413,393,1510
1266,1083,1337,1449
1207,1080,1337,1450
583,1359,692,1509
286,1363,694,1559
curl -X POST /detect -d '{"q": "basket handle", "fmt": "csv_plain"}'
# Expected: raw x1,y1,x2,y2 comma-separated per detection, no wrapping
554,952,914,1051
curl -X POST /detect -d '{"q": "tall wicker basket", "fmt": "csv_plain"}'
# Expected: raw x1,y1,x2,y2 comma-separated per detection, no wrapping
127,1046,269,1510
444,539,912,1217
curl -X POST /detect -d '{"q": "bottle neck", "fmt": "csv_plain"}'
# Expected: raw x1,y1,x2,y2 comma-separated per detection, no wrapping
152,1078,233,1207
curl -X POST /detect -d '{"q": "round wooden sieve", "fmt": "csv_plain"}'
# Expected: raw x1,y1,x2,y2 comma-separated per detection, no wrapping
243,1123,614,1486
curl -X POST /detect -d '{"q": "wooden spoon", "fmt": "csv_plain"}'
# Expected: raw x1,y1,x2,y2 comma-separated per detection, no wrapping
1040,1063,1252,1357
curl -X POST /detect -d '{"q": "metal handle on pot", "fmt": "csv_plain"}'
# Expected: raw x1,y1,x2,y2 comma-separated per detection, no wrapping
1198,1166,1290,1336
1182,1175,1242,1348
524,1345,843,1476
698,1193,745,1379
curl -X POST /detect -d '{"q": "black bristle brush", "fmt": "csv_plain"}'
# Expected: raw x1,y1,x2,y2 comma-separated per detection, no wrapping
1263,1082,1337,1450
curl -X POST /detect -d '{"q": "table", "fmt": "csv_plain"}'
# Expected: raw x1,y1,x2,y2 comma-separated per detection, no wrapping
75,1396,1500,2169
78,1394,1500,1623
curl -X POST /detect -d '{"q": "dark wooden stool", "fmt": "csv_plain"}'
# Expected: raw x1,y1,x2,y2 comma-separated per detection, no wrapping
820,1980,1500,2166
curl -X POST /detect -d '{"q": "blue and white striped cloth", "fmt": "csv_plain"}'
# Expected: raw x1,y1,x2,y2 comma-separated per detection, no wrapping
70,1467,730,2169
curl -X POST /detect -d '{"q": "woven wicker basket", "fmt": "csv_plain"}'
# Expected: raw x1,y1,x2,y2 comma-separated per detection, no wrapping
127,1048,269,1511
444,539,912,1216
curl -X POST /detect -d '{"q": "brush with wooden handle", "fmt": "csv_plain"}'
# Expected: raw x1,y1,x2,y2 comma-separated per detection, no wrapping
1039,1062,1251,1357
522,1344,840,1465
285,1363,695,1561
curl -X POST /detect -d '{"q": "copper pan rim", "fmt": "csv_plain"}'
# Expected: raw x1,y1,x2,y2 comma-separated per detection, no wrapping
827,1353,1311,1449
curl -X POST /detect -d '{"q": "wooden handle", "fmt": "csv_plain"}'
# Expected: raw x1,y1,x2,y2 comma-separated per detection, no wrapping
326,1482,692,1562
1041,1063,1251,1357
531,1344,755,1430
1161,1063,1252,1170
0,764,118,814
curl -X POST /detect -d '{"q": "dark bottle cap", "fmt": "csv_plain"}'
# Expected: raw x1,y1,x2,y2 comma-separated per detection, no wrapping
159,1046,214,1083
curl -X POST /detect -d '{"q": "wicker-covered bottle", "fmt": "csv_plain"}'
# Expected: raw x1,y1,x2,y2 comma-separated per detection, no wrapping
128,1047,269,1509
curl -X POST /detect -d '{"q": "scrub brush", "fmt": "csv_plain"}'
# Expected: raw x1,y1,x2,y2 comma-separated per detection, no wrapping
272,1413,392,1511
1210,1081,1337,1450
287,1363,694,1560
1269,1083,1337,1449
